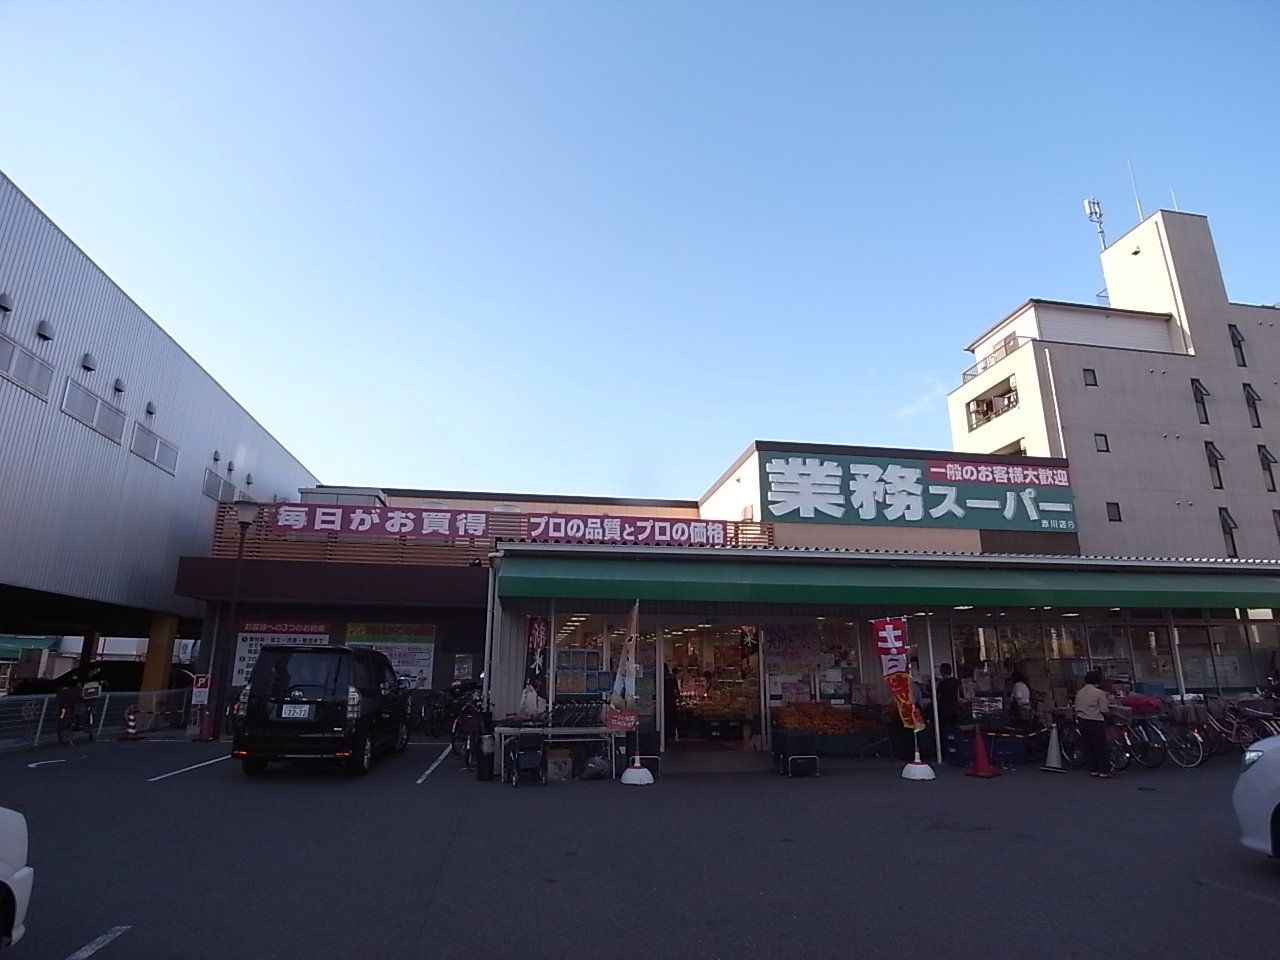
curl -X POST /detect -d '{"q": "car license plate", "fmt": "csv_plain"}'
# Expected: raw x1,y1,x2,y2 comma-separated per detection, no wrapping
280,704,311,719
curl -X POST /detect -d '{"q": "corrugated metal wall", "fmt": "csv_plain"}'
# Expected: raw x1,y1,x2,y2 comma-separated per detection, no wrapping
1037,306,1176,353
0,172,319,621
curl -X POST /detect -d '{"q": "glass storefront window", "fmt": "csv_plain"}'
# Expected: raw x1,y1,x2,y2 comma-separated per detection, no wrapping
1089,625,1133,686
1175,624,1217,694
1245,621,1280,692
1209,623,1256,692
1044,623,1088,709
1128,624,1172,692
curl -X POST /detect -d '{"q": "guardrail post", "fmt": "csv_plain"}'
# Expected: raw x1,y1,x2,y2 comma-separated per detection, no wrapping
33,697,48,746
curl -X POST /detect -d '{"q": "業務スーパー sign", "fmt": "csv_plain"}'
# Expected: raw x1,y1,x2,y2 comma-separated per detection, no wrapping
761,454,1075,532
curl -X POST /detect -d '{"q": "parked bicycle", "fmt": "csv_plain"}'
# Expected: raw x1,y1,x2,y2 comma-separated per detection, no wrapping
417,690,450,738
1196,695,1276,756
450,692,489,768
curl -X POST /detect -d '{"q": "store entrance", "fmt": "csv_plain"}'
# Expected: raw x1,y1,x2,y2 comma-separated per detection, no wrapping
661,626,762,751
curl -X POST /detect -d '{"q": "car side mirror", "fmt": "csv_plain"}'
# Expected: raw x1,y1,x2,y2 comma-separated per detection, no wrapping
397,678,413,692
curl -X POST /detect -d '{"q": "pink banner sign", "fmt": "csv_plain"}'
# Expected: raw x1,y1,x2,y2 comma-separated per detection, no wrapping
272,504,488,538
526,513,728,547
926,459,1070,487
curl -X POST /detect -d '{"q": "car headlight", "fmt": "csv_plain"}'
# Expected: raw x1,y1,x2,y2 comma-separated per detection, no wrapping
1243,748,1265,771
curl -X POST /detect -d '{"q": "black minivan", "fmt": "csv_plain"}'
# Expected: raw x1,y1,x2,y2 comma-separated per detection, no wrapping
232,645,410,776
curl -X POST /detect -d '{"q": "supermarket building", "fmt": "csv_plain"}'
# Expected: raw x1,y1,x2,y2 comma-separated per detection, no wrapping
172,207,1280,753
4,161,1279,754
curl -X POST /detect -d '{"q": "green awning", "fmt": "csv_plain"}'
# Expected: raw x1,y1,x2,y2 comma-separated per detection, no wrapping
0,636,57,658
496,555,1280,608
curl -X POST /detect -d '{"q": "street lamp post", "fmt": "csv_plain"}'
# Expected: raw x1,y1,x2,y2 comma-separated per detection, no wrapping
208,499,260,740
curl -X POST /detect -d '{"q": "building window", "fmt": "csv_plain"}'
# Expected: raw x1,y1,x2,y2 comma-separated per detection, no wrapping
1191,378,1211,424
61,378,125,443
1082,368,1098,387
202,468,236,502
130,423,180,474
1094,433,1110,453
0,332,55,399
1229,324,1247,367
1205,441,1226,489
1244,383,1262,428
1106,501,1123,522
1273,510,1280,545
1220,507,1239,558
1261,446,1279,493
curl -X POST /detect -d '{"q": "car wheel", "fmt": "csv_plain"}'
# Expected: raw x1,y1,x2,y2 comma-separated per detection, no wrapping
242,757,268,776
393,719,409,752
348,733,373,777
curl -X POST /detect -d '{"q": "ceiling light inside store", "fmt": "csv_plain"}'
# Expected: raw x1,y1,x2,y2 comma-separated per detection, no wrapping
954,605,974,610
1062,612,1081,617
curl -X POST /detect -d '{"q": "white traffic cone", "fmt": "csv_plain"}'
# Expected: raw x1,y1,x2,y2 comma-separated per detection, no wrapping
901,744,936,781
1040,723,1066,773
620,754,654,785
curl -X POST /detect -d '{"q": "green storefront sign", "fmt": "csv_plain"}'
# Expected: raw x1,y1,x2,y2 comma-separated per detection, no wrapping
758,453,1075,532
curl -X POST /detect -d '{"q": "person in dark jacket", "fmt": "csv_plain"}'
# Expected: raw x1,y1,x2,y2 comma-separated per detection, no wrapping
936,663,961,735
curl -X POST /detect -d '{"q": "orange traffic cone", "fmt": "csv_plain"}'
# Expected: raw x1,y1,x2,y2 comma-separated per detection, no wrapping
966,727,1000,778
118,704,146,741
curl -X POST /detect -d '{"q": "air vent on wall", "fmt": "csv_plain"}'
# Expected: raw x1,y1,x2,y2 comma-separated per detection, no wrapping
81,353,97,372
36,320,54,341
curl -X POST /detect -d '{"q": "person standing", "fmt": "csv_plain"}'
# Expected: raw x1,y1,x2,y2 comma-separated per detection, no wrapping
1074,670,1114,778
935,663,962,736
1008,671,1032,724
663,665,681,742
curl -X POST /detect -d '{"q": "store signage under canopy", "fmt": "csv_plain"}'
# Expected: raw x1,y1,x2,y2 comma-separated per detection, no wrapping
760,454,1075,532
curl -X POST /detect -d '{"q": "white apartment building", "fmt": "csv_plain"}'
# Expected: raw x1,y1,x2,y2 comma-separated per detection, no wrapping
949,210,1280,559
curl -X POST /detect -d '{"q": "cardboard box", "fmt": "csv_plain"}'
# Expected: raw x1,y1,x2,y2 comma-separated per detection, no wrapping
547,749,573,782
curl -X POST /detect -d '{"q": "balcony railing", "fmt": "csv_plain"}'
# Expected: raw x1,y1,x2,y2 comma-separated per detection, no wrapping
966,389,1019,431
961,335,1029,382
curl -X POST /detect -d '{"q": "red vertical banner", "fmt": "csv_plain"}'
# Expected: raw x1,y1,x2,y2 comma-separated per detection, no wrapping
872,617,925,732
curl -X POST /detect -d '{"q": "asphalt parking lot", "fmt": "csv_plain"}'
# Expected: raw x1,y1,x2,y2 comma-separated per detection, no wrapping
0,737,1275,960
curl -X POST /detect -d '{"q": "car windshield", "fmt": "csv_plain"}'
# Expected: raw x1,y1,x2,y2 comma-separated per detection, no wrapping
252,650,348,699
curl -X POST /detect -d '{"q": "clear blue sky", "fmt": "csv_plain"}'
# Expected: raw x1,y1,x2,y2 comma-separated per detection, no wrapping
4,2,1277,499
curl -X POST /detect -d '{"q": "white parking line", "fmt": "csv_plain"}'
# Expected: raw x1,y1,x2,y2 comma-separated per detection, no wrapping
415,745,453,784
63,925,131,959
147,755,230,782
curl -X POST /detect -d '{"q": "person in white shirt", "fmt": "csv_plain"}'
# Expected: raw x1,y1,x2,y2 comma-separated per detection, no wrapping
1073,670,1114,778
1008,671,1032,722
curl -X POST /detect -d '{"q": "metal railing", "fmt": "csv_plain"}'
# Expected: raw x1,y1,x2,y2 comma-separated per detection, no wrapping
961,335,1029,382
966,389,1020,431
0,688,193,752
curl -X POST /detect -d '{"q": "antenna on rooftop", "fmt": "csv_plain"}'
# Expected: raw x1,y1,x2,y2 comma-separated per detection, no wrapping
1127,159,1144,221
1084,198,1106,250
1170,188,1180,212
